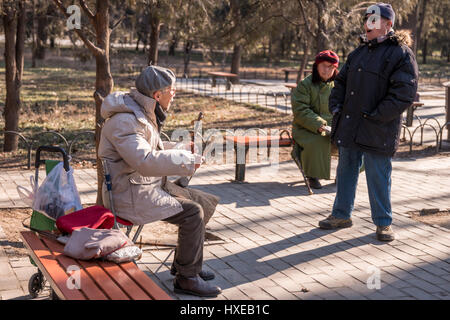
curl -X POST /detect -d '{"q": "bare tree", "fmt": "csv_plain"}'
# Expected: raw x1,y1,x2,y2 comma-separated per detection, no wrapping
52,0,128,204
2,0,26,152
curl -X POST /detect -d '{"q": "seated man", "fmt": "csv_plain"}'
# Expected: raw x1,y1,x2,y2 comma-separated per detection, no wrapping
98,65,221,297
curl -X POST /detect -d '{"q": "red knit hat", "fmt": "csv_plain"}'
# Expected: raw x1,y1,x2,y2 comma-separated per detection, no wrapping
315,50,339,68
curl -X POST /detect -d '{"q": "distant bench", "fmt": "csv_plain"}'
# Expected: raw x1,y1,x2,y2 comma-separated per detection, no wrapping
207,71,238,90
282,68,312,83
405,102,425,127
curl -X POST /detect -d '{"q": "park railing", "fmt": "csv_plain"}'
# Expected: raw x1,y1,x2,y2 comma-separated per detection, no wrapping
0,130,96,169
123,64,450,85
175,76,292,114
175,76,450,156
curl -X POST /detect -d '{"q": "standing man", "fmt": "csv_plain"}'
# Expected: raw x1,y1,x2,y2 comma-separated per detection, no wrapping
319,3,419,241
99,66,221,297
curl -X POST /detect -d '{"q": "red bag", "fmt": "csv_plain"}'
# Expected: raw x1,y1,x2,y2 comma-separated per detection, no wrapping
56,205,132,234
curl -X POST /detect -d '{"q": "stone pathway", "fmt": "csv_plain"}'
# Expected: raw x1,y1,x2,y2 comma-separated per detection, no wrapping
1,155,449,300
0,80,448,300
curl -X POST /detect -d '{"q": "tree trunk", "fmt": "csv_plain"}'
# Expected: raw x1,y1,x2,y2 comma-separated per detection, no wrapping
410,4,419,55
230,44,241,84
415,0,428,57
31,0,37,68
280,33,286,58
2,0,26,152
315,0,329,52
36,14,48,60
135,33,141,51
169,35,178,56
147,16,161,65
422,37,428,64
297,41,309,84
93,0,114,206
183,40,193,77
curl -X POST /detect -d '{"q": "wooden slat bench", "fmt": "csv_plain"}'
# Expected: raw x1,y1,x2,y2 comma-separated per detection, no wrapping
20,231,172,300
405,102,424,127
281,68,312,83
207,71,238,90
224,134,294,182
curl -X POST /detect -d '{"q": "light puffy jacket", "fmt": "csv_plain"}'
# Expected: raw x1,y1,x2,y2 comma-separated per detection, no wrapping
98,89,196,225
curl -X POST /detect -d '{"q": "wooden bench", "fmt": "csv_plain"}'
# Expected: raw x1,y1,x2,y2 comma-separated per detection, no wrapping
284,82,297,90
282,68,312,83
207,71,238,90
21,231,172,300
405,102,424,127
224,134,294,182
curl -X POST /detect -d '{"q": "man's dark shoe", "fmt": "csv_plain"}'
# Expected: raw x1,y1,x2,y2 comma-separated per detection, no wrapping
307,177,322,189
170,264,215,281
319,215,353,230
376,225,396,242
173,275,221,297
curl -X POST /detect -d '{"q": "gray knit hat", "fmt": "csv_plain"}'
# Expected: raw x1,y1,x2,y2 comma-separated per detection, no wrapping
135,66,176,97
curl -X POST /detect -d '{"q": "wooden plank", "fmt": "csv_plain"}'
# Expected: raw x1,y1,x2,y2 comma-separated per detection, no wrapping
100,261,152,300
42,238,110,300
77,259,131,300
225,135,292,147
120,262,172,300
207,71,237,77
284,83,297,89
20,231,86,300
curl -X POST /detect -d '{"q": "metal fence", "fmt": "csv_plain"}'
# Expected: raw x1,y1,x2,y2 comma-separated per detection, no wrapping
0,130,96,169
123,64,450,85
175,76,450,154
175,77,292,114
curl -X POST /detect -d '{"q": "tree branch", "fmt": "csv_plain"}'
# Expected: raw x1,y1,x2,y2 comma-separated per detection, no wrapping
52,0,103,57
79,0,95,25
297,0,317,38
110,13,127,32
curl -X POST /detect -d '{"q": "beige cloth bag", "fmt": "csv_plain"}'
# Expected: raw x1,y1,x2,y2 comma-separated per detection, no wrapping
63,227,133,261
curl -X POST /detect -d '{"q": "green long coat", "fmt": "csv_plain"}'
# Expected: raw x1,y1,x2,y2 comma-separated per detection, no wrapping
291,75,333,180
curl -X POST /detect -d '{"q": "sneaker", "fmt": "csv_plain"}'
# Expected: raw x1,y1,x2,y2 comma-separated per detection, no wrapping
376,225,395,242
307,177,322,189
318,215,353,230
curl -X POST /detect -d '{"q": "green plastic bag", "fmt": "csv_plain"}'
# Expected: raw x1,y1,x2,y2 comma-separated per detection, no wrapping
29,160,60,267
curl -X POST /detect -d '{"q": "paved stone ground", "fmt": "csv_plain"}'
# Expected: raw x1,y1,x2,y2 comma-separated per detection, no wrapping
0,155,449,300
0,81,448,300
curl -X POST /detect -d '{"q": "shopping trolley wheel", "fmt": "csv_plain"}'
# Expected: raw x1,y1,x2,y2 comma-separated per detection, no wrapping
28,270,44,298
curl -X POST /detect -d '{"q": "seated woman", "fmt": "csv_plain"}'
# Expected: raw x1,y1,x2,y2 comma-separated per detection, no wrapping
291,50,339,189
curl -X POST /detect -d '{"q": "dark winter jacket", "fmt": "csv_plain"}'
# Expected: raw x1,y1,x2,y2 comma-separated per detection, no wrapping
329,30,419,156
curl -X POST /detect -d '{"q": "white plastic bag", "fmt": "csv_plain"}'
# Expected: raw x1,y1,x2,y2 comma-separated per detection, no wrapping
17,176,36,207
32,162,82,220
104,245,142,263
